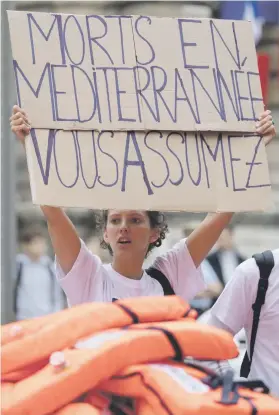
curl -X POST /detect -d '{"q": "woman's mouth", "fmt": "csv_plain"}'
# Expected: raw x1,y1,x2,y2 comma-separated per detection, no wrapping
118,237,131,244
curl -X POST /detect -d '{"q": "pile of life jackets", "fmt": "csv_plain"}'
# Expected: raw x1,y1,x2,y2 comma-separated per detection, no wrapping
2,295,279,414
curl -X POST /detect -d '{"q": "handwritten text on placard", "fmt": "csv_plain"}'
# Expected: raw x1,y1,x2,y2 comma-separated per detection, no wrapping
26,129,271,211
8,11,263,131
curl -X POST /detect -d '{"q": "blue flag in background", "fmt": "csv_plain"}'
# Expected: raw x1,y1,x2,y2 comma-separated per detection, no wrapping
220,1,279,29
242,1,264,45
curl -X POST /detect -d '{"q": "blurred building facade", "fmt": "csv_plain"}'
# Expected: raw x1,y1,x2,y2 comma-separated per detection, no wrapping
1,1,279,323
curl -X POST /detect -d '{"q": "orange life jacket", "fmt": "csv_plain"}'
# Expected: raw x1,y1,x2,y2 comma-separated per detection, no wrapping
99,361,279,415
53,390,119,415
1,359,49,383
1,320,237,415
2,296,195,376
135,400,154,415
85,390,137,415
53,402,104,415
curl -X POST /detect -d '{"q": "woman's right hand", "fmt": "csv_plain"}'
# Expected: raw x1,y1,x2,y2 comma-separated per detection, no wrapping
10,105,31,142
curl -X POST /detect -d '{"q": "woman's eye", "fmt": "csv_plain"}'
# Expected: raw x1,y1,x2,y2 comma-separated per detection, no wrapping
110,218,120,224
131,217,141,224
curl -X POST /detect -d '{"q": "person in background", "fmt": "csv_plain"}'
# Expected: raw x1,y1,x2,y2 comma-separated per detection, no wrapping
206,225,245,303
190,260,223,316
15,225,65,320
183,227,223,316
207,249,279,396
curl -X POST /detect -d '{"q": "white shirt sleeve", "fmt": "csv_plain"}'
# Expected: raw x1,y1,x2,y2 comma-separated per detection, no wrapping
55,239,102,306
150,238,205,301
209,259,258,335
206,314,235,335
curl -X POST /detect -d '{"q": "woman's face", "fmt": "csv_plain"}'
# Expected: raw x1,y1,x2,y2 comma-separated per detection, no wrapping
24,236,47,260
103,210,159,258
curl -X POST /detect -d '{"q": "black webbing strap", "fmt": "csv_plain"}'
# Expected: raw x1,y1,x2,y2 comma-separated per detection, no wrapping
215,371,263,414
146,326,183,361
146,267,175,296
240,250,274,378
243,397,258,415
218,370,239,405
114,303,139,324
13,262,23,314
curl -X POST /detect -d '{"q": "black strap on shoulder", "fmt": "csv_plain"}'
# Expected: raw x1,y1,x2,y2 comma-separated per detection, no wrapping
13,261,23,315
240,250,274,378
146,267,175,296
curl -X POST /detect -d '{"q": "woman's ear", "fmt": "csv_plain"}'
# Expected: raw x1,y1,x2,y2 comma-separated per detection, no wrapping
103,228,109,244
150,228,160,244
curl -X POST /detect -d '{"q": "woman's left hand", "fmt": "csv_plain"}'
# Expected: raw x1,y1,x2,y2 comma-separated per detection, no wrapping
256,110,276,146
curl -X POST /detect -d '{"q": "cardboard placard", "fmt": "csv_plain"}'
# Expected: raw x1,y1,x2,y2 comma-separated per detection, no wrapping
8,11,264,132
7,10,272,211
25,129,271,211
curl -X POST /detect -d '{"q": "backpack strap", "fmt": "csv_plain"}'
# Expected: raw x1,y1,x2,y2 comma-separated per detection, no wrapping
240,250,274,378
13,261,23,315
146,267,175,296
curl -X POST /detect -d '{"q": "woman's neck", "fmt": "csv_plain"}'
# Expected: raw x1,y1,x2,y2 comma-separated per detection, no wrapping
112,256,144,280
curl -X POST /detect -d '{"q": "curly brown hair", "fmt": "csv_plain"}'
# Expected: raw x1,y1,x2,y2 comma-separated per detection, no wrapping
98,210,169,257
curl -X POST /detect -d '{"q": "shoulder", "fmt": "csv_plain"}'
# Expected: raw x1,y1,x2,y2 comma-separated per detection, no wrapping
150,238,204,300
56,239,103,281
16,253,29,264
144,270,165,295
237,249,279,284
152,238,188,264
150,238,190,279
145,267,173,294
40,255,54,266
236,256,259,278
57,241,106,305
77,239,103,266
267,249,279,283
222,257,260,295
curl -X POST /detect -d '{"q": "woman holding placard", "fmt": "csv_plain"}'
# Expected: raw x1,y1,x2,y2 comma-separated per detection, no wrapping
10,106,276,305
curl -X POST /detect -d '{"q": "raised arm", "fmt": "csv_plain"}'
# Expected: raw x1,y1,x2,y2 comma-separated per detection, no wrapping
10,105,81,274
187,110,276,268
187,212,233,268
42,206,81,274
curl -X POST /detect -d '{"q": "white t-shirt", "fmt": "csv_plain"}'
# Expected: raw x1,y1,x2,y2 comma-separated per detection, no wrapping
56,238,205,306
207,249,279,397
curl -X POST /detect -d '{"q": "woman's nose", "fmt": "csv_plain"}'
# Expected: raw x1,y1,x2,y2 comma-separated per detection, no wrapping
119,220,128,231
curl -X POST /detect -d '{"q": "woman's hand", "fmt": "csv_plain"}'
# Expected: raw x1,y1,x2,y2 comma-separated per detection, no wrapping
10,105,31,142
256,110,276,146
